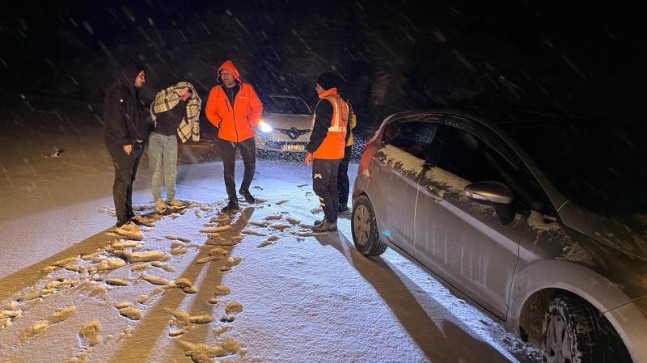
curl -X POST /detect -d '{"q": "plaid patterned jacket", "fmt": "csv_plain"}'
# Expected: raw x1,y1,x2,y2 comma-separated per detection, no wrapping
150,81,202,143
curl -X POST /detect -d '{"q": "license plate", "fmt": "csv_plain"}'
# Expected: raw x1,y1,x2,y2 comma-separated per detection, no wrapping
282,144,305,152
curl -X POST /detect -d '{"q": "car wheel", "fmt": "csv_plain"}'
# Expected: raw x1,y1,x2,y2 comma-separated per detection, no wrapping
351,195,387,256
542,294,631,363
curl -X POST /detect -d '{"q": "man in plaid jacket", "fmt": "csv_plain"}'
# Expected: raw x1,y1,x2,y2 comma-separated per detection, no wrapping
149,81,202,212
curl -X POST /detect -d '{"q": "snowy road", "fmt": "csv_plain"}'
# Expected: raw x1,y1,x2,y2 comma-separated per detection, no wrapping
0,109,541,362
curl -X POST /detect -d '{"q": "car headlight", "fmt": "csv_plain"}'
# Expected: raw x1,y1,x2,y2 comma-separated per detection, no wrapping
258,120,273,133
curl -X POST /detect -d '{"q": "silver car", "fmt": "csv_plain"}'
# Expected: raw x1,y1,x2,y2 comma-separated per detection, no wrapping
351,108,646,363
255,94,313,153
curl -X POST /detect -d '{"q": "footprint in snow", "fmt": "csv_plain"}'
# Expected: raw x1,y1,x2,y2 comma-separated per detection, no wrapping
200,225,232,233
220,256,242,271
269,223,291,232
105,278,128,286
213,284,231,296
79,320,101,346
170,241,186,249
257,240,273,248
19,306,77,342
213,324,231,336
141,273,169,286
137,287,164,304
170,247,189,255
241,229,266,236
151,261,174,272
206,234,243,246
249,220,269,227
225,301,243,315
123,250,169,263
176,339,240,361
286,216,301,225
118,307,142,320
164,235,191,243
257,235,279,248
220,301,243,322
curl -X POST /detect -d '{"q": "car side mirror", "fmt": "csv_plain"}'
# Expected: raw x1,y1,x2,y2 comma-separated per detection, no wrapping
464,181,513,205
464,181,514,225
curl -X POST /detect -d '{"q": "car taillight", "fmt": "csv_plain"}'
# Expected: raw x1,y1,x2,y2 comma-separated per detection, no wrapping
358,138,377,171
361,142,371,154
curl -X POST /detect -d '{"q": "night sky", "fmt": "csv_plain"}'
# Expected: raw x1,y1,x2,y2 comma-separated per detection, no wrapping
1,0,645,127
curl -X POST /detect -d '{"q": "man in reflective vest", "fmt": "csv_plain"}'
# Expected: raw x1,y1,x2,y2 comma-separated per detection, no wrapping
305,72,349,232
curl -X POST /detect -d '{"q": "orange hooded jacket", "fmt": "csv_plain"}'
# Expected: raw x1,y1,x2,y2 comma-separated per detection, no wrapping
205,60,263,142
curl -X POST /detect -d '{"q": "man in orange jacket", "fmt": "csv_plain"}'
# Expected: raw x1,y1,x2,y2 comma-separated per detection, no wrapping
205,60,263,213
305,72,349,232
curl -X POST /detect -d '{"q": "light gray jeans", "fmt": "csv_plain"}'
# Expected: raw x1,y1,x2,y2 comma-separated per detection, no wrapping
147,132,178,201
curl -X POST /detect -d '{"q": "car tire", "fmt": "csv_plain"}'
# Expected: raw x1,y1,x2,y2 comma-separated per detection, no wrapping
542,294,631,363
351,195,387,256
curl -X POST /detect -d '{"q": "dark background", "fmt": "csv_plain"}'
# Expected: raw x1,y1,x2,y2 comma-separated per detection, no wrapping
1,0,645,133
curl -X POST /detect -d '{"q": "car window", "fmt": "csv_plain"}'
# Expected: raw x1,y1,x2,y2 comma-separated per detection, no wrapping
502,121,647,215
264,96,311,114
382,120,439,160
436,124,550,213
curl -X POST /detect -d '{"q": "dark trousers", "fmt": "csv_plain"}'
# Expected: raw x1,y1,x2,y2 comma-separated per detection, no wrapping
218,137,256,203
312,158,342,223
106,141,145,226
337,145,352,207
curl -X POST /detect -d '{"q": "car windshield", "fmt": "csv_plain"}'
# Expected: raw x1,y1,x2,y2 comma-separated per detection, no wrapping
264,96,311,115
502,121,647,216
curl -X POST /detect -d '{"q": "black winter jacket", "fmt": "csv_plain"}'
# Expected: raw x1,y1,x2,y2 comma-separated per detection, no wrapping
103,63,150,146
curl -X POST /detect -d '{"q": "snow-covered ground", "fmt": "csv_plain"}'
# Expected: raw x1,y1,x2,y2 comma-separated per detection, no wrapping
0,106,542,362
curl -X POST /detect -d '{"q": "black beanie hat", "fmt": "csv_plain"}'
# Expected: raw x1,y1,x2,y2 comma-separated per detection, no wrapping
316,72,342,91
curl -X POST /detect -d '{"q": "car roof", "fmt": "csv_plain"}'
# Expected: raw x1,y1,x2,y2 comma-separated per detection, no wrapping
389,106,565,122
385,106,623,131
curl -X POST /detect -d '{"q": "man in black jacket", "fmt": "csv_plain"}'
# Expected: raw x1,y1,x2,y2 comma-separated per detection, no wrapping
103,62,150,239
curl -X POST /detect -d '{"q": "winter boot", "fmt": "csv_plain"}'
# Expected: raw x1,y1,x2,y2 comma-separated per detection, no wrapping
155,198,168,213
311,220,337,233
239,189,256,204
131,214,155,227
114,222,143,240
167,199,186,209
222,201,240,213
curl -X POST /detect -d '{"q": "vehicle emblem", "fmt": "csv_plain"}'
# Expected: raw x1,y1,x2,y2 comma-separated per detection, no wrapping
281,127,310,140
